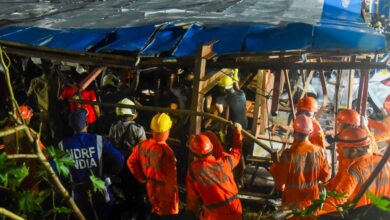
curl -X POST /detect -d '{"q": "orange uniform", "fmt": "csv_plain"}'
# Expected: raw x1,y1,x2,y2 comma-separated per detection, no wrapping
270,140,330,210
127,139,179,216
309,118,326,148
186,130,242,220
368,116,390,144
320,154,390,214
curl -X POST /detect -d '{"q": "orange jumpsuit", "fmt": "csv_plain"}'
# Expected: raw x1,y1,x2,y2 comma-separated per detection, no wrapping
309,118,326,148
270,140,330,210
186,130,242,220
320,154,390,214
127,139,179,216
368,116,390,144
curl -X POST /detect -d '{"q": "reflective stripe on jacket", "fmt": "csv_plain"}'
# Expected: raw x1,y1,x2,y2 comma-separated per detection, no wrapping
320,154,390,214
186,131,243,220
270,140,330,210
127,139,179,215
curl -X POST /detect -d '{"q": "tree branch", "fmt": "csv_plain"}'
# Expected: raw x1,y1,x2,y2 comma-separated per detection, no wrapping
6,154,38,160
0,207,24,220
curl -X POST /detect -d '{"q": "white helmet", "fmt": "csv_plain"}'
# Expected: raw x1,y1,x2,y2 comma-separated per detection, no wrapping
116,98,137,116
102,73,119,88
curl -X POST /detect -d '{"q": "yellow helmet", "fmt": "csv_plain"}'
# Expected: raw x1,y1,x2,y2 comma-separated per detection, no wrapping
150,113,172,132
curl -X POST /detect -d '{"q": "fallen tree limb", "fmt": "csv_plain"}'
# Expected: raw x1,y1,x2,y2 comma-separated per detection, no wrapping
0,207,25,220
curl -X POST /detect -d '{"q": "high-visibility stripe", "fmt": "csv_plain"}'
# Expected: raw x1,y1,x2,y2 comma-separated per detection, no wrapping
97,135,103,177
286,181,319,190
349,168,362,185
205,194,238,210
227,156,233,170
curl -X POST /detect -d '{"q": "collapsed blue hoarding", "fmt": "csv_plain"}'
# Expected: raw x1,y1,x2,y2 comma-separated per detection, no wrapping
0,0,386,57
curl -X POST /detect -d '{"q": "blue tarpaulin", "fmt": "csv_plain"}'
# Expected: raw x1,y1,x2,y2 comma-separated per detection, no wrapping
0,0,386,57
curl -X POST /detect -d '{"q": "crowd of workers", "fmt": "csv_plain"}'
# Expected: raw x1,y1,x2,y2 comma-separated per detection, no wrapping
1,60,390,220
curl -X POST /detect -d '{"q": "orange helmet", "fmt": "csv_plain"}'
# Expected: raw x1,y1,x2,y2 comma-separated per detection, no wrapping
293,114,313,134
337,109,360,126
18,105,33,120
297,97,318,112
189,134,213,156
337,127,370,148
384,95,390,112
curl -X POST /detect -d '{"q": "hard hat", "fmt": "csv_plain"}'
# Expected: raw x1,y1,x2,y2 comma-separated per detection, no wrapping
384,95,390,112
297,97,318,112
18,105,33,120
336,109,360,126
189,134,213,156
337,127,370,148
102,73,119,88
150,113,172,132
219,75,233,89
116,98,136,116
293,114,313,134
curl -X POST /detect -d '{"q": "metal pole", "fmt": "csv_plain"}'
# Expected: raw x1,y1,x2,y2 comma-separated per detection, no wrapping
69,99,277,156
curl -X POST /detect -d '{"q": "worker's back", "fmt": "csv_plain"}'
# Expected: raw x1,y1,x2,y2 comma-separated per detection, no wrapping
271,140,330,209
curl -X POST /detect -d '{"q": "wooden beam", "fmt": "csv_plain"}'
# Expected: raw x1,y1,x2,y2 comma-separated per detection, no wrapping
189,45,208,135
360,68,370,117
347,56,356,108
251,70,263,139
283,70,296,120
199,68,229,94
299,70,314,99
316,59,328,119
1,41,386,70
271,70,283,116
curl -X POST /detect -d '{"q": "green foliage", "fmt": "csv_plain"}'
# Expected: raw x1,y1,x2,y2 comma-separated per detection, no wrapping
46,206,74,216
366,191,390,212
44,146,75,177
293,192,326,217
328,191,346,199
90,173,105,194
0,153,29,188
18,190,50,214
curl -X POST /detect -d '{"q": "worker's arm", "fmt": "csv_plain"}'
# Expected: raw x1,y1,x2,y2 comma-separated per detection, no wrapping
320,167,358,215
186,172,201,215
90,90,100,118
368,118,386,131
319,149,331,182
127,144,146,183
269,149,290,191
102,137,124,175
225,123,243,168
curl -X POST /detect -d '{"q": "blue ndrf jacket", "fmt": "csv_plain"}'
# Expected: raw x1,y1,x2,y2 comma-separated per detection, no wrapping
58,132,124,189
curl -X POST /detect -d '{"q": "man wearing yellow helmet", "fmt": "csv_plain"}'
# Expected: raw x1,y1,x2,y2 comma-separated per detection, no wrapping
127,113,179,219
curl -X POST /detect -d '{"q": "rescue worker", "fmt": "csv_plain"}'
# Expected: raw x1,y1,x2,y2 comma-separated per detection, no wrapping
186,123,243,220
270,115,330,213
58,108,124,220
326,109,361,190
368,95,390,145
296,97,326,148
319,128,390,214
109,98,147,219
127,113,179,219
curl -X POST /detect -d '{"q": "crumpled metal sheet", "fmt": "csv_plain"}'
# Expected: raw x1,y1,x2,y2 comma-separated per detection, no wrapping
0,0,325,28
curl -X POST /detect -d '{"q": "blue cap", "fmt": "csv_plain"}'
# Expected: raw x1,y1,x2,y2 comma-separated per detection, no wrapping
69,108,87,132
